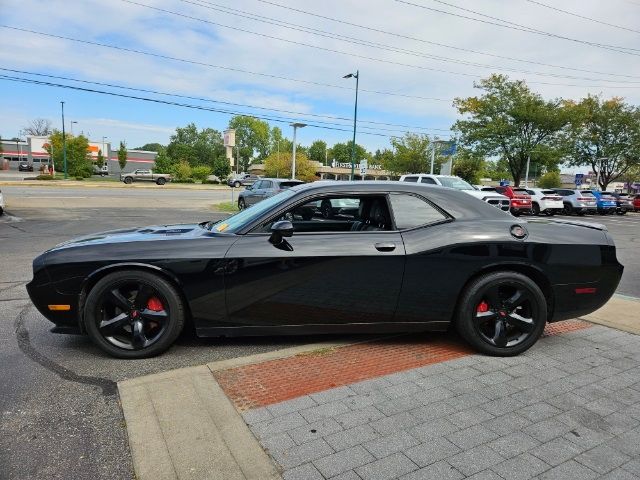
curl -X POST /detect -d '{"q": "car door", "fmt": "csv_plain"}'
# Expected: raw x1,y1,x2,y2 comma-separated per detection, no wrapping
245,180,263,206
258,180,273,202
223,193,405,330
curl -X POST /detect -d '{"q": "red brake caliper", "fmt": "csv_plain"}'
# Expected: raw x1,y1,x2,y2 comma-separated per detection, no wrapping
147,297,164,311
476,301,489,313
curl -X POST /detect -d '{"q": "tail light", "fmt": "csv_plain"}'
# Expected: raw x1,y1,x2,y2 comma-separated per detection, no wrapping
541,196,562,200
578,197,593,202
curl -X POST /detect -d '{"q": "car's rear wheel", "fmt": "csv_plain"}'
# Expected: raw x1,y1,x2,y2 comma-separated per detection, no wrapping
238,198,246,210
234,181,241,188
455,272,547,356
156,178,166,185
124,177,133,184
563,203,573,215
531,203,540,216
84,270,185,358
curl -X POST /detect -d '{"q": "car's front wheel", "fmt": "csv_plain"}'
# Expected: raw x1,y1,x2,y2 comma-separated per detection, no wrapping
238,198,246,210
531,203,540,216
156,178,166,185
234,181,241,188
83,270,185,358
123,177,133,184
455,271,547,356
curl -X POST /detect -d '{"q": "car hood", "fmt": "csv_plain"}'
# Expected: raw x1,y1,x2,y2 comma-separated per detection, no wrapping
48,223,212,251
461,190,507,200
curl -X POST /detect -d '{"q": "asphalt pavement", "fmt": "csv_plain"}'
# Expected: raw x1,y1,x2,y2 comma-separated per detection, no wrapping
0,186,638,479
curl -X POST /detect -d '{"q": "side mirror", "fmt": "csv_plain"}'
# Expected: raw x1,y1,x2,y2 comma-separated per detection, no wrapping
269,220,294,247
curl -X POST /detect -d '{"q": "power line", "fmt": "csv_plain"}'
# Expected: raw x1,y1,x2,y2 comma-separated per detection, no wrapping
524,0,640,35
394,0,640,56
0,25,450,103
126,0,640,84
253,0,640,80
0,68,451,133
0,74,452,138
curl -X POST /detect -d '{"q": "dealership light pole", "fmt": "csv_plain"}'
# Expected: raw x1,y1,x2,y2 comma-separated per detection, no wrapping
61,101,67,179
343,70,359,180
290,122,306,180
70,121,78,135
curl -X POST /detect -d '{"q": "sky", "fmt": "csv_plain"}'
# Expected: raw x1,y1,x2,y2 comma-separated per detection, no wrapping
1,0,640,154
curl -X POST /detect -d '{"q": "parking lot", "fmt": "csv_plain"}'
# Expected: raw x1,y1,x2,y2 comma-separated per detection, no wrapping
0,184,638,479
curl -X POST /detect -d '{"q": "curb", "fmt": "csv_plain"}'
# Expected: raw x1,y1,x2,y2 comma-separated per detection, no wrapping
0,180,233,191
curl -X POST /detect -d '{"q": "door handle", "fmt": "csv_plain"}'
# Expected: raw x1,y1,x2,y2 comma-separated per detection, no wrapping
375,242,396,252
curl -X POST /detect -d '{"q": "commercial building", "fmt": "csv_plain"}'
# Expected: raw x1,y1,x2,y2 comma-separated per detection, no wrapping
0,136,157,173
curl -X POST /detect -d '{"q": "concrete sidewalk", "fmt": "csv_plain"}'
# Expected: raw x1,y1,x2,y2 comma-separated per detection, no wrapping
119,296,639,480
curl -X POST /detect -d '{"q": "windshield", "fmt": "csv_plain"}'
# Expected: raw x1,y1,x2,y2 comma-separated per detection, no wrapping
209,189,296,233
438,177,475,190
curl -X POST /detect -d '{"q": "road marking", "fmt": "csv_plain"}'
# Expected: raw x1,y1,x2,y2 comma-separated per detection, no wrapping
28,196,88,199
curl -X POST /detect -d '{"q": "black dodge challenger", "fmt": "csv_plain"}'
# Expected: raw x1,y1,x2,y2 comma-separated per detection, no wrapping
27,182,623,358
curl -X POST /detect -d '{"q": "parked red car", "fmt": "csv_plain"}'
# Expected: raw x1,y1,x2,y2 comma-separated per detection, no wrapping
634,194,640,212
494,186,533,216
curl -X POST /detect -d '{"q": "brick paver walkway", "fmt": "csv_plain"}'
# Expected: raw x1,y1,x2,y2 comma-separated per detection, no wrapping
230,324,640,479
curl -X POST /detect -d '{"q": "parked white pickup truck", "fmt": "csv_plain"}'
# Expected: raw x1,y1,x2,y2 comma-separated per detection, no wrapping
120,169,171,185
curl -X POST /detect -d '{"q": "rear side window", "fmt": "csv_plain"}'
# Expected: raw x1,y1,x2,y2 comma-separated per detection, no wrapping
278,181,302,189
403,176,418,182
389,194,447,230
541,190,556,195
261,180,273,189
420,177,437,184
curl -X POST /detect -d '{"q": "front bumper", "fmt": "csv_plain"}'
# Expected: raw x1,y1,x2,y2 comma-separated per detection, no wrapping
26,267,82,332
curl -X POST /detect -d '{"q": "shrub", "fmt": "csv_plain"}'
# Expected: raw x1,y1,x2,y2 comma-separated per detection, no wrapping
35,174,58,180
172,160,192,181
191,165,212,182
538,171,561,189
75,176,84,181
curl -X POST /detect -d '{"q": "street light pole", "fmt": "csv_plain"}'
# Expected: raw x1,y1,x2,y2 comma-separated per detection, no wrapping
344,71,359,180
61,101,67,179
290,123,307,180
70,121,78,135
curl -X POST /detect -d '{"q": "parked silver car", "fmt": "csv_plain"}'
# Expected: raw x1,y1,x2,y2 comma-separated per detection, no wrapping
228,173,261,188
553,189,597,216
237,178,304,210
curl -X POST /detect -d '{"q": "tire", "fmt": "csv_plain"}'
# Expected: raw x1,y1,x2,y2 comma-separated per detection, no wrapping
617,210,627,215
83,270,185,358
455,271,547,356
546,210,556,216
531,203,540,216
156,178,166,186
234,181,241,188
511,209,521,217
238,198,246,210
563,203,573,215
0,207,3,216
123,177,133,184
321,200,333,219
577,211,585,216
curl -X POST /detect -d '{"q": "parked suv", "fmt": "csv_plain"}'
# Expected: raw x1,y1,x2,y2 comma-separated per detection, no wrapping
399,174,510,212
237,178,304,209
581,190,617,215
525,188,564,216
553,189,597,216
611,192,634,215
228,173,260,188
492,186,532,216
18,163,33,172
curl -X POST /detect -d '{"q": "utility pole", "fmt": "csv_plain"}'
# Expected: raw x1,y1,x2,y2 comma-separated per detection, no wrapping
344,71,359,180
430,142,435,174
61,101,67,179
290,123,306,180
524,154,531,187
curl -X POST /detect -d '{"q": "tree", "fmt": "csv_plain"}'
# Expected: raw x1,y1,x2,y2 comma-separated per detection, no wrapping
563,96,640,190
381,133,439,175
452,149,484,184
618,165,640,193
173,160,192,180
308,140,327,164
96,149,105,168
154,148,173,173
212,154,231,179
264,151,317,182
135,143,165,152
537,171,562,188
44,130,93,177
118,141,128,172
166,123,226,172
22,118,52,136
228,116,270,171
482,159,511,181
453,74,571,186
328,141,370,165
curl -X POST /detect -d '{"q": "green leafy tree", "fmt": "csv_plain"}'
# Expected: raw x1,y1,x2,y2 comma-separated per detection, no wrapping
135,143,165,152
154,148,174,173
228,116,270,171
192,165,212,182
328,141,370,165
308,140,327,164
537,171,562,188
452,149,484,184
44,130,93,177
563,95,640,190
96,149,105,168
166,124,227,173
268,126,292,156
212,155,231,179
117,141,128,172
382,133,440,175
453,74,571,186
173,160,192,180
264,151,317,182
482,159,511,181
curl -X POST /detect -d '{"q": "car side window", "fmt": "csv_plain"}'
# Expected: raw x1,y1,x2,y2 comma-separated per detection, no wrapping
420,177,437,184
389,194,447,230
261,180,273,189
252,181,263,189
403,176,418,182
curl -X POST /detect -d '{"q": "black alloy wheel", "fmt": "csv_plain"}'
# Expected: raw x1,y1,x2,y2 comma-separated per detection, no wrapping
238,198,246,210
156,178,166,185
84,270,185,358
455,272,546,356
531,203,540,216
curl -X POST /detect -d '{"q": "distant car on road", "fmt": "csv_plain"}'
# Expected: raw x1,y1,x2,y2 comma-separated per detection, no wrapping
121,169,171,185
611,192,634,215
228,173,260,188
237,178,304,210
18,163,33,172
492,186,532,216
553,189,597,216
399,174,510,212
0,188,4,215
93,165,109,177
581,190,617,215
525,188,564,216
